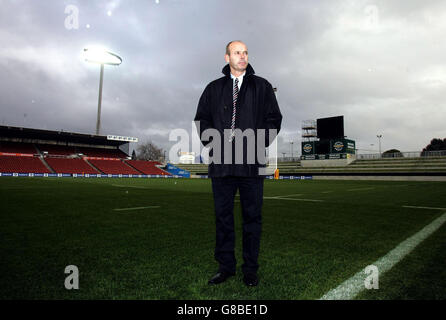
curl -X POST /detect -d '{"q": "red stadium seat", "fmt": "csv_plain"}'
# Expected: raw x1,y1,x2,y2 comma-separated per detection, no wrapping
0,155,51,173
125,160,170,175
45,158,99,174
87,159,141,175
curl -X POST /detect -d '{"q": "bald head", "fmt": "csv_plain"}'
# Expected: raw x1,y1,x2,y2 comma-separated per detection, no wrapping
225,40,248,77
226,40,247,55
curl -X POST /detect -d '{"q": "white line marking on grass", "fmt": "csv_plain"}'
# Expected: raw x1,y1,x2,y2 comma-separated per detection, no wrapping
278,193,303,198
263,195,281,199
403,205,446,211
263,197,324,202
319,211,446,300
278,198,324,202
113,206,160,211
347,187,375,192
262,193,303,199
321,191,333,194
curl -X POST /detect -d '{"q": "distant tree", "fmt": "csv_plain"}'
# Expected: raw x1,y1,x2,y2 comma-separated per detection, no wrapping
136,140,164,161
422,138,446,152
131,150,137,160
382,149,403,158
421,138,446,156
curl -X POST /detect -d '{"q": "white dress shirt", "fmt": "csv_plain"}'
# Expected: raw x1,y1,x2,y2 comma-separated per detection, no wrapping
230,71,245,90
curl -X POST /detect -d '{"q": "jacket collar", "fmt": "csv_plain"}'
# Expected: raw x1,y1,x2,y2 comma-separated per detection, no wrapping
222,63,255,78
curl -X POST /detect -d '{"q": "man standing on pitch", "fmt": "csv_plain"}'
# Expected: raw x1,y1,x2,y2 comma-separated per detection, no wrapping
194,40,282,287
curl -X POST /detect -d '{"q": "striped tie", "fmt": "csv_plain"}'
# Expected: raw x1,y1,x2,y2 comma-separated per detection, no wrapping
230,78,239,141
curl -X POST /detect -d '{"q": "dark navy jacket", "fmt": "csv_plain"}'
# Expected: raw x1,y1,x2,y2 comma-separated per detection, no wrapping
194,64,282,178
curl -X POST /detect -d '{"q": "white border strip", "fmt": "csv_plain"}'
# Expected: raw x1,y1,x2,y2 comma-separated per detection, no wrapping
319,211,446,300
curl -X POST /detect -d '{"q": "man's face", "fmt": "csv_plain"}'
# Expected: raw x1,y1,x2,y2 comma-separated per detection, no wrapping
225,42,248,73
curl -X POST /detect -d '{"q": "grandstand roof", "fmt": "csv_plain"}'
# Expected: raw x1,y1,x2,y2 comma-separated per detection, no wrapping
0,125,130,147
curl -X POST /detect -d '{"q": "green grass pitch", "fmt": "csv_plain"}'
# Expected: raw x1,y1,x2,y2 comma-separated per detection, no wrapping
0,177,445,299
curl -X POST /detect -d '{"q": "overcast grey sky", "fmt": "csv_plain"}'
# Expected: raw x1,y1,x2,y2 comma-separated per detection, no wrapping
1,0,445,156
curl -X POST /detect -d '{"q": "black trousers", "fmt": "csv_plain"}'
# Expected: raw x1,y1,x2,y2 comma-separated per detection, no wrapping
211,176,264,275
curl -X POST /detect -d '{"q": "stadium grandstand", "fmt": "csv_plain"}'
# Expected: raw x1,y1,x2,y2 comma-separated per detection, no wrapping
176,155,446,180
0,125,171,177
3,124,444,180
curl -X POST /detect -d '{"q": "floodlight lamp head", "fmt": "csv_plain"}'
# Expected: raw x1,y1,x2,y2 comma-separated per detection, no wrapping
83,47,122,65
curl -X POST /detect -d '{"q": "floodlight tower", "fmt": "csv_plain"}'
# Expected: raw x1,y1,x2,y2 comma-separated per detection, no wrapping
377,134,383,157
83,47,122,135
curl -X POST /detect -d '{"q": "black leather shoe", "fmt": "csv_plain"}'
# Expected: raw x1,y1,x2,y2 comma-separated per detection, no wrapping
208,272,235,285
243,273,258,287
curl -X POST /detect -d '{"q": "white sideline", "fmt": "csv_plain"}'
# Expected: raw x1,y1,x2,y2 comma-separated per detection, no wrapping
319,211,446,300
